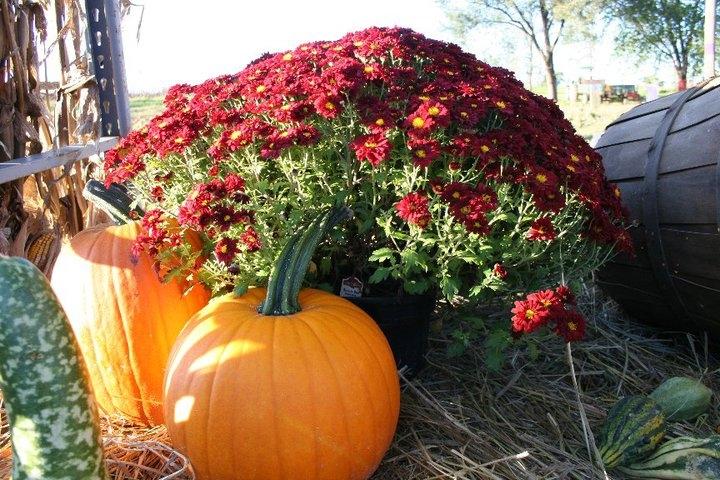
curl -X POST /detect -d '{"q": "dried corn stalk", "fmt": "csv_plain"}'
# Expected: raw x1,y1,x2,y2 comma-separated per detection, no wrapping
1,0,109,275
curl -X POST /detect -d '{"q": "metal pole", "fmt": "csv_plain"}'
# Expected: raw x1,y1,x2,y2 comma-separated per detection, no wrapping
103,0,131,135
704,0,716,79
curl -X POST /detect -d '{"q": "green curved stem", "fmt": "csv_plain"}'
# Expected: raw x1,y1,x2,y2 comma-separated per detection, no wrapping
83,180,144,225
259,205,352,316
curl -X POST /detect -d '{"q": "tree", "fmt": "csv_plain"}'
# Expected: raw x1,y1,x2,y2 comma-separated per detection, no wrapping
605,0,713,90
442,0,581,101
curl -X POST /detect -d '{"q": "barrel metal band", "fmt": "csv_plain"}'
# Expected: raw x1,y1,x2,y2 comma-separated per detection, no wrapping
643,86,699,320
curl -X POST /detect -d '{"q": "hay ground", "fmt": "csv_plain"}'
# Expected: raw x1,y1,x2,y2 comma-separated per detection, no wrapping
1,284,718,479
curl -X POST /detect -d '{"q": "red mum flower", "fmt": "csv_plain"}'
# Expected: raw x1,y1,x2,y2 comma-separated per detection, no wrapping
408,137,440,168
553,309,586,342
214,237,238,265
351,132,392,166
527,217,556,241
511,298,551,334
313,94,342,119
527,288,561,310
492,263,508,279
555,284,576,305
240,226,262,252
395,192,431,228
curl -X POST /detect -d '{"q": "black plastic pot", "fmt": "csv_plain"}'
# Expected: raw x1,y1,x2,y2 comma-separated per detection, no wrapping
348,294,435,377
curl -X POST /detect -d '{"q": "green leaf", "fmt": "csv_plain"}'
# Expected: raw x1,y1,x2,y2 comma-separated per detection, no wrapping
369,247,395,262
404,278,430,294
440,276,460,298
233,284,248,297
368,267,390,284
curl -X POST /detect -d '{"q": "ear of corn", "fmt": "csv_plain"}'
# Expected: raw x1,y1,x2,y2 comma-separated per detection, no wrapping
25,232,59,274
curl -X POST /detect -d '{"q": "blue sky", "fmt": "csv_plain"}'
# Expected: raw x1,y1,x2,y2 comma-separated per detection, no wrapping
119,0,674,94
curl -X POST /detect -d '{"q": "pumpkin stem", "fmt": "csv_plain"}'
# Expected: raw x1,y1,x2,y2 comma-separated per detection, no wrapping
83,180,144,225
259,205,352,316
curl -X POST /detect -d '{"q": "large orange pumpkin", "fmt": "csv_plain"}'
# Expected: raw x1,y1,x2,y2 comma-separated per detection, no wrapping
164,207,400,480
51,221,210,425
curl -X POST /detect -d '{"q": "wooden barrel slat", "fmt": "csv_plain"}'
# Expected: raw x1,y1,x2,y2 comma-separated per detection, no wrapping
595,84,720,148
598,113,720,180
607,79,720,127
614,165,717,224
597,82,720,335
611,228,720,282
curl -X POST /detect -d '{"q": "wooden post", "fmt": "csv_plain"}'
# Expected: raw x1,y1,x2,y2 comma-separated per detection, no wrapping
705,0,716,79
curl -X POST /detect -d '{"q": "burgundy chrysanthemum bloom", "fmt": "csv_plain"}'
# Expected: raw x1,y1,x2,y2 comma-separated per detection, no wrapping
553,309,586,342
408,137,441,167
395,192,431,228
492,263,508,279
527,217,556,241
215,238,239,265
555,285,576,305
240,226,262,252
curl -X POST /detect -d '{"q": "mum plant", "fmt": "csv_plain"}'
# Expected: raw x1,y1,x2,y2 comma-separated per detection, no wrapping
104,27,630,347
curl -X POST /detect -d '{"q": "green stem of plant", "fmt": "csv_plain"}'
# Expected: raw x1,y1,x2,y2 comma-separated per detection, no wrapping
259,205,353,315
83,180,143,225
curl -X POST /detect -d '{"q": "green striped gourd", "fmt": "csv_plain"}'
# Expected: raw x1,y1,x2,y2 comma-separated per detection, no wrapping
598,395,667,469
618,436,720,479
0,256,106,480
650,377,712,422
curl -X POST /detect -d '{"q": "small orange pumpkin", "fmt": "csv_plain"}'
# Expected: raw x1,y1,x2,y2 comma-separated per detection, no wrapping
51,219,209,426
164,207,400,480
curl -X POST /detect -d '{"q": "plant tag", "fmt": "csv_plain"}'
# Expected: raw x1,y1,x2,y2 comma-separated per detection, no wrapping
339,276,363,298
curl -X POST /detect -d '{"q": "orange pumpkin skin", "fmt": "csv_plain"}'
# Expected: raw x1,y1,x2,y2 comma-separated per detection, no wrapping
164,287,400,480
51,222,210,425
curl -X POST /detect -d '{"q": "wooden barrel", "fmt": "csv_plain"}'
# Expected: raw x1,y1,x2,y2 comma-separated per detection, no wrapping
595,78,720,335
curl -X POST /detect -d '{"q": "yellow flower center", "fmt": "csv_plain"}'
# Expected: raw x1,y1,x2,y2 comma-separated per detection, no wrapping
375,118,385,126
174,137,184,144
614,188,621,198
496,101,506,109
324,101,335,110
364,141,378,148
220,245,228,253
255,85,266,93
452,192,461,199
364,65,374,73
223,215,231,221
536,174,547,183
428,106,441,116
525,309,536,319
570,154,580,163
230,131,242,140
412,117,425,128
460,111,468,117
419,95,430,101
481,145,490,153
353,41,364,47
566,164,576,172
568,322,577,331
282,53,293,61
461,206,470,214
416,149,427,158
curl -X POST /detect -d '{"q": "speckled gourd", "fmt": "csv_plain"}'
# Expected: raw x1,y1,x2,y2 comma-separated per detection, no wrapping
598,395,667,469
618,435,720,479
0,256,106,480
